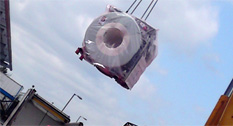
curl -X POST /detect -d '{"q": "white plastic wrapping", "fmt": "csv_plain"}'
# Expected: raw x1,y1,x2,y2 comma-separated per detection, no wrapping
77,5,158,89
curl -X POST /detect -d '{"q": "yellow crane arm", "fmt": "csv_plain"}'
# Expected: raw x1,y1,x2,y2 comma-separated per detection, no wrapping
205,79,233,125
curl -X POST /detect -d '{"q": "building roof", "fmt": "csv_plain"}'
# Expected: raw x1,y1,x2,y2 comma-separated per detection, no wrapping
33,93,71,123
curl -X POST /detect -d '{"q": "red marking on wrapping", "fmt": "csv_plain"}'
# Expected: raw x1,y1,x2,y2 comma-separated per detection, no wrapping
143,26,148,31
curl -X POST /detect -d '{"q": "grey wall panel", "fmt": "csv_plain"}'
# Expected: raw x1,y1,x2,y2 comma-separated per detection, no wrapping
10,101,63,126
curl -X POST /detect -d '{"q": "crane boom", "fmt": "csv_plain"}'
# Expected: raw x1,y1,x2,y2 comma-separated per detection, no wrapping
205,79,233,125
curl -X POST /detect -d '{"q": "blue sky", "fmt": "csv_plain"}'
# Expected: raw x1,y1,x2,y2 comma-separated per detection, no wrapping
8,0,233,125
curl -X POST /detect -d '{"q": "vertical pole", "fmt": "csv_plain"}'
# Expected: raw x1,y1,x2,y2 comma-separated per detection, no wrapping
62,94,76,112
76,116,81,123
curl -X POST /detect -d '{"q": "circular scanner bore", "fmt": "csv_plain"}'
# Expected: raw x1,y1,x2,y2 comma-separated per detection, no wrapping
103,28,124,48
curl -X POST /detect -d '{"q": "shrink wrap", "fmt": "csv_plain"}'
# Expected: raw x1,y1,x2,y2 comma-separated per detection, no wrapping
77,5,158,89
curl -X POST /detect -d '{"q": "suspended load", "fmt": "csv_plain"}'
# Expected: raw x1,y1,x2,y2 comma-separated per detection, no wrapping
76,4,158,90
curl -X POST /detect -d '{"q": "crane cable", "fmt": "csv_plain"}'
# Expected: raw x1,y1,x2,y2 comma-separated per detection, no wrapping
126,0,159,21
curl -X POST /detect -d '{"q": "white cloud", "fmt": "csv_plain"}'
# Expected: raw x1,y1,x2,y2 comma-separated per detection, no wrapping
131,75,157,100
148,0,219,54
75,15,94,37
150,62,168,76
203,53,220,63
203,53,221,75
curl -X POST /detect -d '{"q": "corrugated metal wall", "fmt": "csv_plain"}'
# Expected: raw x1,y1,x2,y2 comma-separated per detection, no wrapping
0,72,23,99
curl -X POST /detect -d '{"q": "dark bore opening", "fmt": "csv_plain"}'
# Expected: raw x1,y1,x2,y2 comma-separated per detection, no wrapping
103,28,124,48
